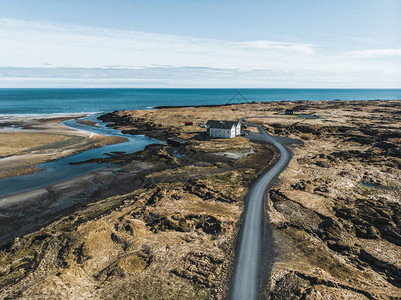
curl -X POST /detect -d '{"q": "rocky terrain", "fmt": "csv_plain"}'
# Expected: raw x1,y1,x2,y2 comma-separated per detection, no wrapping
0,113,277,298
0,100,400,299
258,100,401,299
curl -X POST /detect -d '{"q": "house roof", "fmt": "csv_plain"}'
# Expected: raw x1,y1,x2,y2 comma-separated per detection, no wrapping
206,120,240,129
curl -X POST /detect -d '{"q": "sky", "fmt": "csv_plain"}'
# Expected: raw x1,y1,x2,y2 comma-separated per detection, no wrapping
0,0,400,88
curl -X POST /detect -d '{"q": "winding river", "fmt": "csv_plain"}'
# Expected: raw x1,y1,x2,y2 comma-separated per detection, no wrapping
0,113,160,198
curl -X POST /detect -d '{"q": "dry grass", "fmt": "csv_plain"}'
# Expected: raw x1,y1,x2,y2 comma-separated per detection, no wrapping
193,136,251,152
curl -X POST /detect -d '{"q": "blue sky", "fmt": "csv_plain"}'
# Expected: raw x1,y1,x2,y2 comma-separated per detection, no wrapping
0,0,400,87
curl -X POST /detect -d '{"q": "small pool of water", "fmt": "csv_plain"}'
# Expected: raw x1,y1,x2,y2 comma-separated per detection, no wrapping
361,181,377,188
173,149,187,158
0,114,160,198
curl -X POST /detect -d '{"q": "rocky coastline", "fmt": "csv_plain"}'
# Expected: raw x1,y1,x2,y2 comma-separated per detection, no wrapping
0,100,400,299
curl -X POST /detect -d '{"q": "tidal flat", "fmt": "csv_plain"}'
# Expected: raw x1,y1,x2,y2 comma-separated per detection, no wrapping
0,115,126,180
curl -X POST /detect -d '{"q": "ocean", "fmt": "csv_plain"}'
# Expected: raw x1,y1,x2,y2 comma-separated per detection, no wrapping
0,88,400,114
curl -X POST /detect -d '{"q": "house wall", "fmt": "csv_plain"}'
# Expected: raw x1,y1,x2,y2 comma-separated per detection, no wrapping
209,127,235,138
231,127,235,138
208,122,241,138
235,123,241,136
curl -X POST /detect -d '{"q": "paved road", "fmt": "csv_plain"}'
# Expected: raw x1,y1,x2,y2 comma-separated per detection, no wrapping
229,118,291,300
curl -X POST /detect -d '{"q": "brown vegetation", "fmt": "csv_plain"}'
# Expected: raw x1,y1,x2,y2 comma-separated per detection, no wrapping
0,133,277,299
1,100,400,298
260,100,401,299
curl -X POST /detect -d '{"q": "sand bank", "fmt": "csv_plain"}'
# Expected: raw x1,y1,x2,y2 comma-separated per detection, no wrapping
0,114,126,179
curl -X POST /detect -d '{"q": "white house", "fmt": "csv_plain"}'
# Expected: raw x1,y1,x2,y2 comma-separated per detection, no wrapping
206,120,241,138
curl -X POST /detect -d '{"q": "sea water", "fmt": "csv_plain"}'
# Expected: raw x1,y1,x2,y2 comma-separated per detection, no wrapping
1,88,400,114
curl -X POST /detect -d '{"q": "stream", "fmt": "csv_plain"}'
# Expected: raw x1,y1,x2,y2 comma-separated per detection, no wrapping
0,113,160,198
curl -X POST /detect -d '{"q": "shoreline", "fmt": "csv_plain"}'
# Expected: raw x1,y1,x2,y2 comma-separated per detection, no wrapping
0,113,127,180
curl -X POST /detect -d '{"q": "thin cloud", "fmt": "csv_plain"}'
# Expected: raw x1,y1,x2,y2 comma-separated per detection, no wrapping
232,41,317,54
0,66,399,88
0,18,400,87
0,18,316,69
342,48,401,58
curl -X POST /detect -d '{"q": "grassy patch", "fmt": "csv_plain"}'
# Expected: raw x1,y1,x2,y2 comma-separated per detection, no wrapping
194,137,251,153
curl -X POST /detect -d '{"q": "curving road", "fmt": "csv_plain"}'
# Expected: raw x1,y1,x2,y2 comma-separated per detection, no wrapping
229,117,291,300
